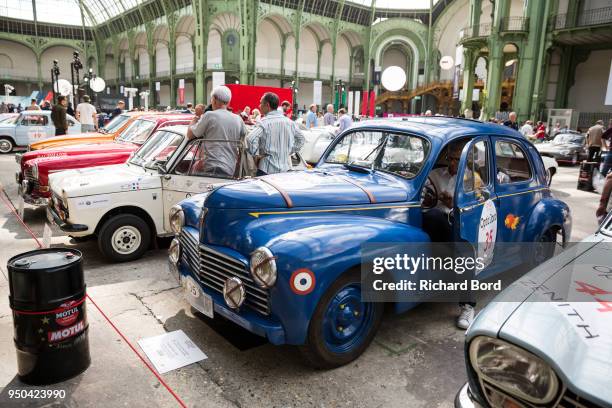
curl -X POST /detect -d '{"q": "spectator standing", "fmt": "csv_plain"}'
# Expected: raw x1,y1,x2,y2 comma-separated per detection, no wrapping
111,101,125,118
250,109,261,123
323,104,335,126
596,173,612,223
503,112,519,130
600,119,612,176
51,96,68,136
336,108,353,135
280,100,292,118
76,95,98,132
519,120,534,138
586,120,605,161
0,102,7,114
7,104,15,113
551,122,561,137
41,101,51,111
66,102,75,117
16,103,23,113
186,86,246,177
25,98,39,111
247,92,305,176
305,104,317,129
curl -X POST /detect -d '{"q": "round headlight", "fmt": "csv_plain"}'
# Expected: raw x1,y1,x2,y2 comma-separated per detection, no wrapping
469,336,559,404
169,205,184,234
168,238,180,265
250,247,277,288
31,164,39,179
223,277,246,309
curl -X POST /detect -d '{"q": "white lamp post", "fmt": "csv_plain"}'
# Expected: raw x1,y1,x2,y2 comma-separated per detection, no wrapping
139,90,150,111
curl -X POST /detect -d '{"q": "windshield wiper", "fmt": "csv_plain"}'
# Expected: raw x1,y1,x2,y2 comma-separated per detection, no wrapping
343,162,373,174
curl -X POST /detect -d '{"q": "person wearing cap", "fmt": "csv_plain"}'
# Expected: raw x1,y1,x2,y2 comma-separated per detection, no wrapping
186,86,246,177
587,120,605,161
76,95,98,132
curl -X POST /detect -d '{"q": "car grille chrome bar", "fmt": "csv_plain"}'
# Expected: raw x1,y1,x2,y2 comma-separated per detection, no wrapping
179,232,270,315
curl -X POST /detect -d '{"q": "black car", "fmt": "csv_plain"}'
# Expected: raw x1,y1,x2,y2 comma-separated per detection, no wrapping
536,131,587,165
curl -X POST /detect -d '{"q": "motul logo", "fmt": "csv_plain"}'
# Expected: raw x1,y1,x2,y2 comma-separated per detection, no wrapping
48,321,84,342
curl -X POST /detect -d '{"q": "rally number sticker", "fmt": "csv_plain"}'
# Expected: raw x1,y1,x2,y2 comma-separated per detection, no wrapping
477,199,497,272
290,269,316,295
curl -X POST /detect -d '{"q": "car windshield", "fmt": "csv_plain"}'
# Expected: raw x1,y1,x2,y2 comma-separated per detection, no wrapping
116,119,156,144
101,114,130,134
324,130,429,179
0,115,17,124
553,133,584,145
130,130,184,170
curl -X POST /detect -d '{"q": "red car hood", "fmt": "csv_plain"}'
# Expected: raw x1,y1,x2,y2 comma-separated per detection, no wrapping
25,150,136,186
21,142,137,170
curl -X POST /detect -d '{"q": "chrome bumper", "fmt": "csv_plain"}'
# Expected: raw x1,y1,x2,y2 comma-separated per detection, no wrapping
455,383,484,408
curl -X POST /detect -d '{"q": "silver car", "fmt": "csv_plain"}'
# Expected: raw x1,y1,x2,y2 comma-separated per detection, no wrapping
456,212,612,408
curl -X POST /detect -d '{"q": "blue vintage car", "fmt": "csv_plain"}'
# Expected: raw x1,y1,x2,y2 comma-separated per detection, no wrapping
169,117,572,368
455,212,612,408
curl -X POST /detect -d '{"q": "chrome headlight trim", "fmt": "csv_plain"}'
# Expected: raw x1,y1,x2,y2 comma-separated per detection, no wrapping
169,205,184,235
223,277,246,309
249,246,277,288
31,164,39,180
469,336,559,405
168,238,180,265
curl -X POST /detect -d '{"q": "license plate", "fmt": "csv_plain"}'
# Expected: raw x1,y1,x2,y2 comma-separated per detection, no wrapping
184,276,213,318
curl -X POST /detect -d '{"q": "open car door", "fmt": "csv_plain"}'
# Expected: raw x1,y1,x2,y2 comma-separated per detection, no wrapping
454,136,498,275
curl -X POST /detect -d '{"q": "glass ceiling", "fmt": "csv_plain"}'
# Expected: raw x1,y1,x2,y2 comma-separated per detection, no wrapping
0,0,438,28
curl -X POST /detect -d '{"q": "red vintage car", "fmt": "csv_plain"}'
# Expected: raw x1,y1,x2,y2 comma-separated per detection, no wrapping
18,113,193,205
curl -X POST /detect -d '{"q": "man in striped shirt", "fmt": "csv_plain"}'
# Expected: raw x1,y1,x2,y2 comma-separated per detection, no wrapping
247,92,305,176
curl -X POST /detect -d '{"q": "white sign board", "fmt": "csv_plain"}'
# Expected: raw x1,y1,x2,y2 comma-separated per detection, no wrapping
155,82,161,92
313,80,322,106
347,91,354,116
138,330,207,374
212,71,225,90
455,45,464,67
606,60,612,105
354,91,361,117
178,78,185,89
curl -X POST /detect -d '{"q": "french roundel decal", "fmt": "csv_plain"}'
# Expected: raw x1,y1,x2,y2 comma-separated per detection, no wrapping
290,269,316,295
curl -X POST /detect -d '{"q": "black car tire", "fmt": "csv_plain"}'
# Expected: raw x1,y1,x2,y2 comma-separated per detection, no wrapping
98,214,151,262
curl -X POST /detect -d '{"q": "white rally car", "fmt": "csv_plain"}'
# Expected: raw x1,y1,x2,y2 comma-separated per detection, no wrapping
47,125,306,262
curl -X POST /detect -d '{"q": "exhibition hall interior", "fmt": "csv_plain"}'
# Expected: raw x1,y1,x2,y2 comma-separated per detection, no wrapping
0,0,611,407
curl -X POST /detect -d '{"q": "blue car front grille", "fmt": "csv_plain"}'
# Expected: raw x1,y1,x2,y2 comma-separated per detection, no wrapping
179,232,270,316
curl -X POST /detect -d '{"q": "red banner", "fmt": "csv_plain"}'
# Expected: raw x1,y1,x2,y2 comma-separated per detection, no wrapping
225,84,293,114
369,90,376,118
178,88,185,105
361,91,369,116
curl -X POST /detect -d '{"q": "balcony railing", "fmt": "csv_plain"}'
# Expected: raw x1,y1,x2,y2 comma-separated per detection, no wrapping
552,6,612,30
501,16,529,32
459,23,492,41
0,68,38,82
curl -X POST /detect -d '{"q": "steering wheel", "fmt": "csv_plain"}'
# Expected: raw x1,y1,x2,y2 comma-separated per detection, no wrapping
421,177,438,210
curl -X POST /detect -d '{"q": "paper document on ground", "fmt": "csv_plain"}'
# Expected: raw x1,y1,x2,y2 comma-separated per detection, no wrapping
138,330,207,374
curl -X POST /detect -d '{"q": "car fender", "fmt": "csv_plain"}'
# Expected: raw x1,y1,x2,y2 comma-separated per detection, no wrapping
525,196,571,242
251,214,430,345
67,189,164,236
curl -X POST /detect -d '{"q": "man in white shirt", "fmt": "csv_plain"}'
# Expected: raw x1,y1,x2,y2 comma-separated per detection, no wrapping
519,120,533,138
75,95,97,133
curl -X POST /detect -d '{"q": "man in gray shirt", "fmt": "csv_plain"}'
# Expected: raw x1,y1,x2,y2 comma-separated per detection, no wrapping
247,92,305,175
323,104,335,126
187,86,246,177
